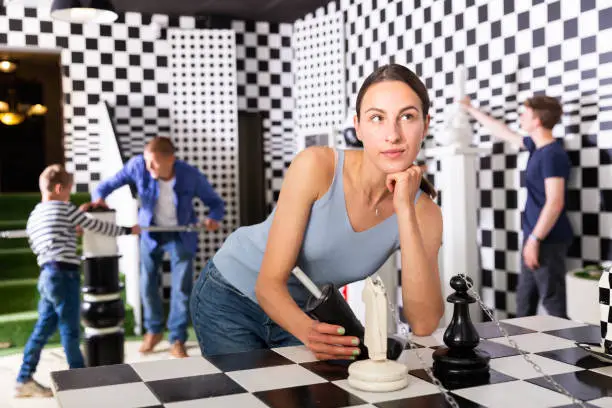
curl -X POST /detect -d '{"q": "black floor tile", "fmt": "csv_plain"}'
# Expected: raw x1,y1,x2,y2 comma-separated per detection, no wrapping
408,368,516,390
206,348,294,372
254,382,366,408
375,392,487,407
145,373,246,404
476,339,522,358
527,370,612,402
474,321,536,339
536,347,612,369
544,325,601,344
300,360,349,381
51,364,142,391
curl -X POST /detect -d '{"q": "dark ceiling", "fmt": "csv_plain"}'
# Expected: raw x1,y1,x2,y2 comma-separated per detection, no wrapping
111,0,333,23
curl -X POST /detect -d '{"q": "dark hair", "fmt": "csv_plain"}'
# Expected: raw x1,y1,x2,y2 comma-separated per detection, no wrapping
356,63,430,120
524,95,562,130
355,64,436,199
145,136,175,156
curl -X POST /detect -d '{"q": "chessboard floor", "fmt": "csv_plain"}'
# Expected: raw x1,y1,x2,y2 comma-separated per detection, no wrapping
48,316,612,408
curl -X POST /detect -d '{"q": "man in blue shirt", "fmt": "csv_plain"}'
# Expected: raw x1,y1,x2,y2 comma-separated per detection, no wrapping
92,137,225,357
462,96,573,318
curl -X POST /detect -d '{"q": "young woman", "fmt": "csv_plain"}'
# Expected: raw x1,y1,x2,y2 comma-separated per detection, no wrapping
190,64,444,360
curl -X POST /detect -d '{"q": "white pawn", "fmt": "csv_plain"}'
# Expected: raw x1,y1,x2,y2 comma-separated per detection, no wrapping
348,275,409,392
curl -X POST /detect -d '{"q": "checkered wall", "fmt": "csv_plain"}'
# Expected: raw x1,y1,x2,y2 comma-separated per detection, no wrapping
232,20,294,209
0,5,294,301
293,2,345,143
299,0,612,319
167,28,239,271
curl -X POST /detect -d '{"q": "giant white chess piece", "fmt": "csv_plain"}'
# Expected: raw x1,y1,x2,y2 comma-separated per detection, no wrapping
347,275,409,392
435,65,473,148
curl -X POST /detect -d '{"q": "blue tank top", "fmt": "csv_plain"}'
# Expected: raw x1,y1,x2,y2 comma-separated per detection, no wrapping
212,149,423,307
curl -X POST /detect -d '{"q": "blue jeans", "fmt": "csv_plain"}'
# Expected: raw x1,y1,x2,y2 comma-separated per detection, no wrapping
190,260,302,356
17,264,85,383
140,232,193,343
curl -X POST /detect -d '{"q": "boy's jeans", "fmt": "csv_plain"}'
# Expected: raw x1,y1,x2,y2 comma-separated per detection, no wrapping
17,263,85,383
140,232,193,344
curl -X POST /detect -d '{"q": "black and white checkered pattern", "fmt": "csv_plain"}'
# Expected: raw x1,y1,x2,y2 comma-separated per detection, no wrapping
50,315,612,407
0,6,177,191
233,20,294,209
0,5,294,299
599,268,612,350
298,0,612,319
168,28,239,268
293,2,345,143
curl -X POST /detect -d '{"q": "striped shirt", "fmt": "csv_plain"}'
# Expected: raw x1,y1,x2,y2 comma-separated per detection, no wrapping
26,201,131,266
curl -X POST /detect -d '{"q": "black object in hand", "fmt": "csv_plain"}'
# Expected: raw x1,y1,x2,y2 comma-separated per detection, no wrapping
304,283,405,361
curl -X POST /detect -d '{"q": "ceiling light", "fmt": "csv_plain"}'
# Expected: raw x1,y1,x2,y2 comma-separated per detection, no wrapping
28,104,48,116
0,112,26,126
50,0,118,24
0,60,18,73
0,101,8,112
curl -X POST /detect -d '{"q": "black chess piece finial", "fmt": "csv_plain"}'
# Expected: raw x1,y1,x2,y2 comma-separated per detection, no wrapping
443,275,480,350
432,275,491,388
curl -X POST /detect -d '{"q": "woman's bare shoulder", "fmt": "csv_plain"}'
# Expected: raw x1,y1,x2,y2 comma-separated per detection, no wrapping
289,146,336,198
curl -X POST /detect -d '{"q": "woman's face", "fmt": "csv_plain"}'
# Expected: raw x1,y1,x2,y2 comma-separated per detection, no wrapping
355,80,429,174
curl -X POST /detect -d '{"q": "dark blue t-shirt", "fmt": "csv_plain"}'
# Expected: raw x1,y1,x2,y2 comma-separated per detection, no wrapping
522,137,574,243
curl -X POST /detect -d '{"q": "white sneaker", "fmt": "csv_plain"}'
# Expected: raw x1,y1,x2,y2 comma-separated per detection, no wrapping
14,379,53,398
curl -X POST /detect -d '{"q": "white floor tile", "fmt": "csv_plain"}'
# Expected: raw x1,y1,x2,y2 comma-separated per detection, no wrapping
502,316,586,332
589,397,612,407
55,382,159,408
272,345,318,363
131,355,220,381
489,354,583,379
589,365,612,378
227,364,326,392
164,392,269,408
332,374,439,403
396,348,435,370
6,398,59,408
0,340,199,408
453,380,573,408
410,328,445,348
488,332,577,353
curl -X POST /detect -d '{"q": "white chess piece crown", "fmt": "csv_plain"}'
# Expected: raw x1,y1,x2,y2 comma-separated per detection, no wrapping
347,275,409,392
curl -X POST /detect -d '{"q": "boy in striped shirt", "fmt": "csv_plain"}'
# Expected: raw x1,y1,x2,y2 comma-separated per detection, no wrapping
15,164,140,398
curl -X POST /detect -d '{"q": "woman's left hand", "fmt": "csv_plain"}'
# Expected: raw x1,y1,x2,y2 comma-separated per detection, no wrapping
386,165,423,212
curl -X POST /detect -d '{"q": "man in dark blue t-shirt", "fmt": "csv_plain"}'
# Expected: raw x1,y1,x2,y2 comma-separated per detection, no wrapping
462,95,573,318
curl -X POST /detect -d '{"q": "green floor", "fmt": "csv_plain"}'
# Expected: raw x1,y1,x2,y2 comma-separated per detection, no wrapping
0,192,137,351
0,327,197,358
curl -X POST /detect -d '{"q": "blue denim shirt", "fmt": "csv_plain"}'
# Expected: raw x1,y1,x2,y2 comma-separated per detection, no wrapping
92,155,225,255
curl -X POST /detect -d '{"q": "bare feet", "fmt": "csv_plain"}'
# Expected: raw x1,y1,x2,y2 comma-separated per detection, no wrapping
169,341,188,358
138,332,163,353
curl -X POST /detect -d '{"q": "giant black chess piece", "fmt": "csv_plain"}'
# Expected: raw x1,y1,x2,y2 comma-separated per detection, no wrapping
432,275,490,387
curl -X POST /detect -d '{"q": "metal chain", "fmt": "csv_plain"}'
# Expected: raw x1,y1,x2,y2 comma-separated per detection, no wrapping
382,277,586,407
384,292,461,408
457,273,587,408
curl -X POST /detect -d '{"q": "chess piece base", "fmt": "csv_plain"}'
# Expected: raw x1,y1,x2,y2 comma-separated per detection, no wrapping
432,347,491,387
348,359,409,392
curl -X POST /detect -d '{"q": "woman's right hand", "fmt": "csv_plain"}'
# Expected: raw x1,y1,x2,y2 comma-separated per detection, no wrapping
304,321,361,361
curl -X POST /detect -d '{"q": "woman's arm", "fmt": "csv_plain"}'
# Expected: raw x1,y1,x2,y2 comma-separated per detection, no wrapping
397,195,444,336
255,147,359,360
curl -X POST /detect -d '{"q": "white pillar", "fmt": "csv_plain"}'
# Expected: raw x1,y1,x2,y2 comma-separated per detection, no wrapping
426,145,490,325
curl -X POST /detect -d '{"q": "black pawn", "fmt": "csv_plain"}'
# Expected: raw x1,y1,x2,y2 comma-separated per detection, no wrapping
432,275,490,388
